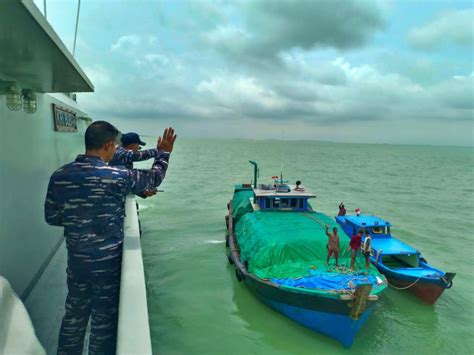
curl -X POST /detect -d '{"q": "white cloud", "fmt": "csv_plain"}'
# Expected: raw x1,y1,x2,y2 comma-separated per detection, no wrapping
280,52,347,86
111,35,141,51
82,65,112,87
143,53,170,65
432,73,474,110
408,9,474,50
197,74,287,112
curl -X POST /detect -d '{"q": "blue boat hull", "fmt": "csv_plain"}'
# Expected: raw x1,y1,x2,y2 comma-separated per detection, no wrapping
229,234,379,347
375,262,451,304
260,295,374,347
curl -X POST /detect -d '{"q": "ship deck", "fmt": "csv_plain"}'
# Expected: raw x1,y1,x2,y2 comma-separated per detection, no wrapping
24,196,152,354
25,241,89,354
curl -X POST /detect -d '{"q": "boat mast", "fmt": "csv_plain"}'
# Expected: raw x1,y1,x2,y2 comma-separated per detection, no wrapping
249,160,258,188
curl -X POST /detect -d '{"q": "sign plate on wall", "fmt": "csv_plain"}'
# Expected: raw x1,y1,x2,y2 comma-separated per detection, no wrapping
53,104,77,132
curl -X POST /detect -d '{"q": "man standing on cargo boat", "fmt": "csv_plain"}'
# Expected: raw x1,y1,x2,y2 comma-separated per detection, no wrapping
349,230,363,270
44,121,176,354
325,225,340,267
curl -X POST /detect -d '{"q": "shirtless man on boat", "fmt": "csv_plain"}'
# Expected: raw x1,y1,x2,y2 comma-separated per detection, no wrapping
325,226,340,267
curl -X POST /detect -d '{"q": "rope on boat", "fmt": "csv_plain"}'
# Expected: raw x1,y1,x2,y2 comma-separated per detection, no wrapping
387,274,423,290
301,212,326,227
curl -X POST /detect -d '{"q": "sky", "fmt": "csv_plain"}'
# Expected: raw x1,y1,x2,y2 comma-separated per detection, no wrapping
34,0,473,146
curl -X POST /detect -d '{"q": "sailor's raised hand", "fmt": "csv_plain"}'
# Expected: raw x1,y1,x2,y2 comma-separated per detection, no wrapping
158,127,177,153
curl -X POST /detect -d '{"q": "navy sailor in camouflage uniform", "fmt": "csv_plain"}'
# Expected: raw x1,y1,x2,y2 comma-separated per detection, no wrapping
44,121,176,354
109,132,162,199
109,132,159,170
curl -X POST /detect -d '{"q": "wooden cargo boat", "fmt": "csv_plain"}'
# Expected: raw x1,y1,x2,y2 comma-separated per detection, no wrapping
225,162,387,347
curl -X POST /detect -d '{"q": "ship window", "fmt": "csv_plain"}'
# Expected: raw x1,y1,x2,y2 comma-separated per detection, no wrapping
372,227,385,234
281,198,289,208
264,198,270,208
290,199,298,208
299,199,304,209
273,198,280,208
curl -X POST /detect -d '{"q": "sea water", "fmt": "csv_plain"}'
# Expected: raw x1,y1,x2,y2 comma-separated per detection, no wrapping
136,139,473,354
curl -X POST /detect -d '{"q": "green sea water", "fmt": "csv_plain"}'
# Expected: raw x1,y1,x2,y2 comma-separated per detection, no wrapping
137,139,473,355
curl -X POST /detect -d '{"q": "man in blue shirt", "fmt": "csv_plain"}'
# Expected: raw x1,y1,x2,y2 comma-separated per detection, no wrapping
109,132,164,198
109,132,161,170
44,121,176,354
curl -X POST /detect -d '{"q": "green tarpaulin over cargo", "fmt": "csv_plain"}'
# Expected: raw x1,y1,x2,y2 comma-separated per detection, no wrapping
231,186,382,283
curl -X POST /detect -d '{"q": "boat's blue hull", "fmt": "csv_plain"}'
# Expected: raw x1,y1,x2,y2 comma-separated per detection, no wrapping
259,294,374,347
374,262,451,304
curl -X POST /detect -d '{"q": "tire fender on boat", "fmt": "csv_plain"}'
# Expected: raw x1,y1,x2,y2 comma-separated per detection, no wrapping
235,269,243,282
442,272,456,289
227,253,234,265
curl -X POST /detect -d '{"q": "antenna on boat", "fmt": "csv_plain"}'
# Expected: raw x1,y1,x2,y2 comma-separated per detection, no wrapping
73,0,81,57
280,129,285,183
249,161,258,188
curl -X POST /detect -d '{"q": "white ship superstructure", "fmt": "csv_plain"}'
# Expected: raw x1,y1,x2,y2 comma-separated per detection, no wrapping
0,1,151,353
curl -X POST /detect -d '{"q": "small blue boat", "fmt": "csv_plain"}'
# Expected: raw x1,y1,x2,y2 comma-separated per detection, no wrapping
336,214,455,304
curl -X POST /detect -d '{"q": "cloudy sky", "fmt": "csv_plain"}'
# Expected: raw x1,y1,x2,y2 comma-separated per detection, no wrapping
35,0,473,146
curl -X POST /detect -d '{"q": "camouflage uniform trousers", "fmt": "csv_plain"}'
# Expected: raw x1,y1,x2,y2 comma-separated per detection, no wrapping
57,255,121,355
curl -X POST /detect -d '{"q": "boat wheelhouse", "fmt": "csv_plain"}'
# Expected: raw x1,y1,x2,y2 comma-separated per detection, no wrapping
336,214,455,304
247,160,315,212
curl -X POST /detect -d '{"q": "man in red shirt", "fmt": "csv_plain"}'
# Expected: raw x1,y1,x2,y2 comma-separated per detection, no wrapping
348,229,363,270
338,202,346,216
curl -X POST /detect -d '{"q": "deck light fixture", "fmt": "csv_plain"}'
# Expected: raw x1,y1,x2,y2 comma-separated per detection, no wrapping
22,89,37,114
6,86,22,111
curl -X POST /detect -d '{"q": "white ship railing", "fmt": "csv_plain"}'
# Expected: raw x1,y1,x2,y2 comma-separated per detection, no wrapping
117,195,153,354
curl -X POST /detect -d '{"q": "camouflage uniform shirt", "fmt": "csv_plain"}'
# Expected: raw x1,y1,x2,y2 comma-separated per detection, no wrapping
44,153,169,261
108,146,163,169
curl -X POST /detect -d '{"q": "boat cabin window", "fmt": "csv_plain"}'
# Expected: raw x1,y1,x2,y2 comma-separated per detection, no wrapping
258,197,308,211
265,197,271,208
371,226,385,234
381,254,419,268
273,198,280,208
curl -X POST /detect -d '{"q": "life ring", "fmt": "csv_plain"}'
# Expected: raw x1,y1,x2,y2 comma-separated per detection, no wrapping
445,280,453,289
